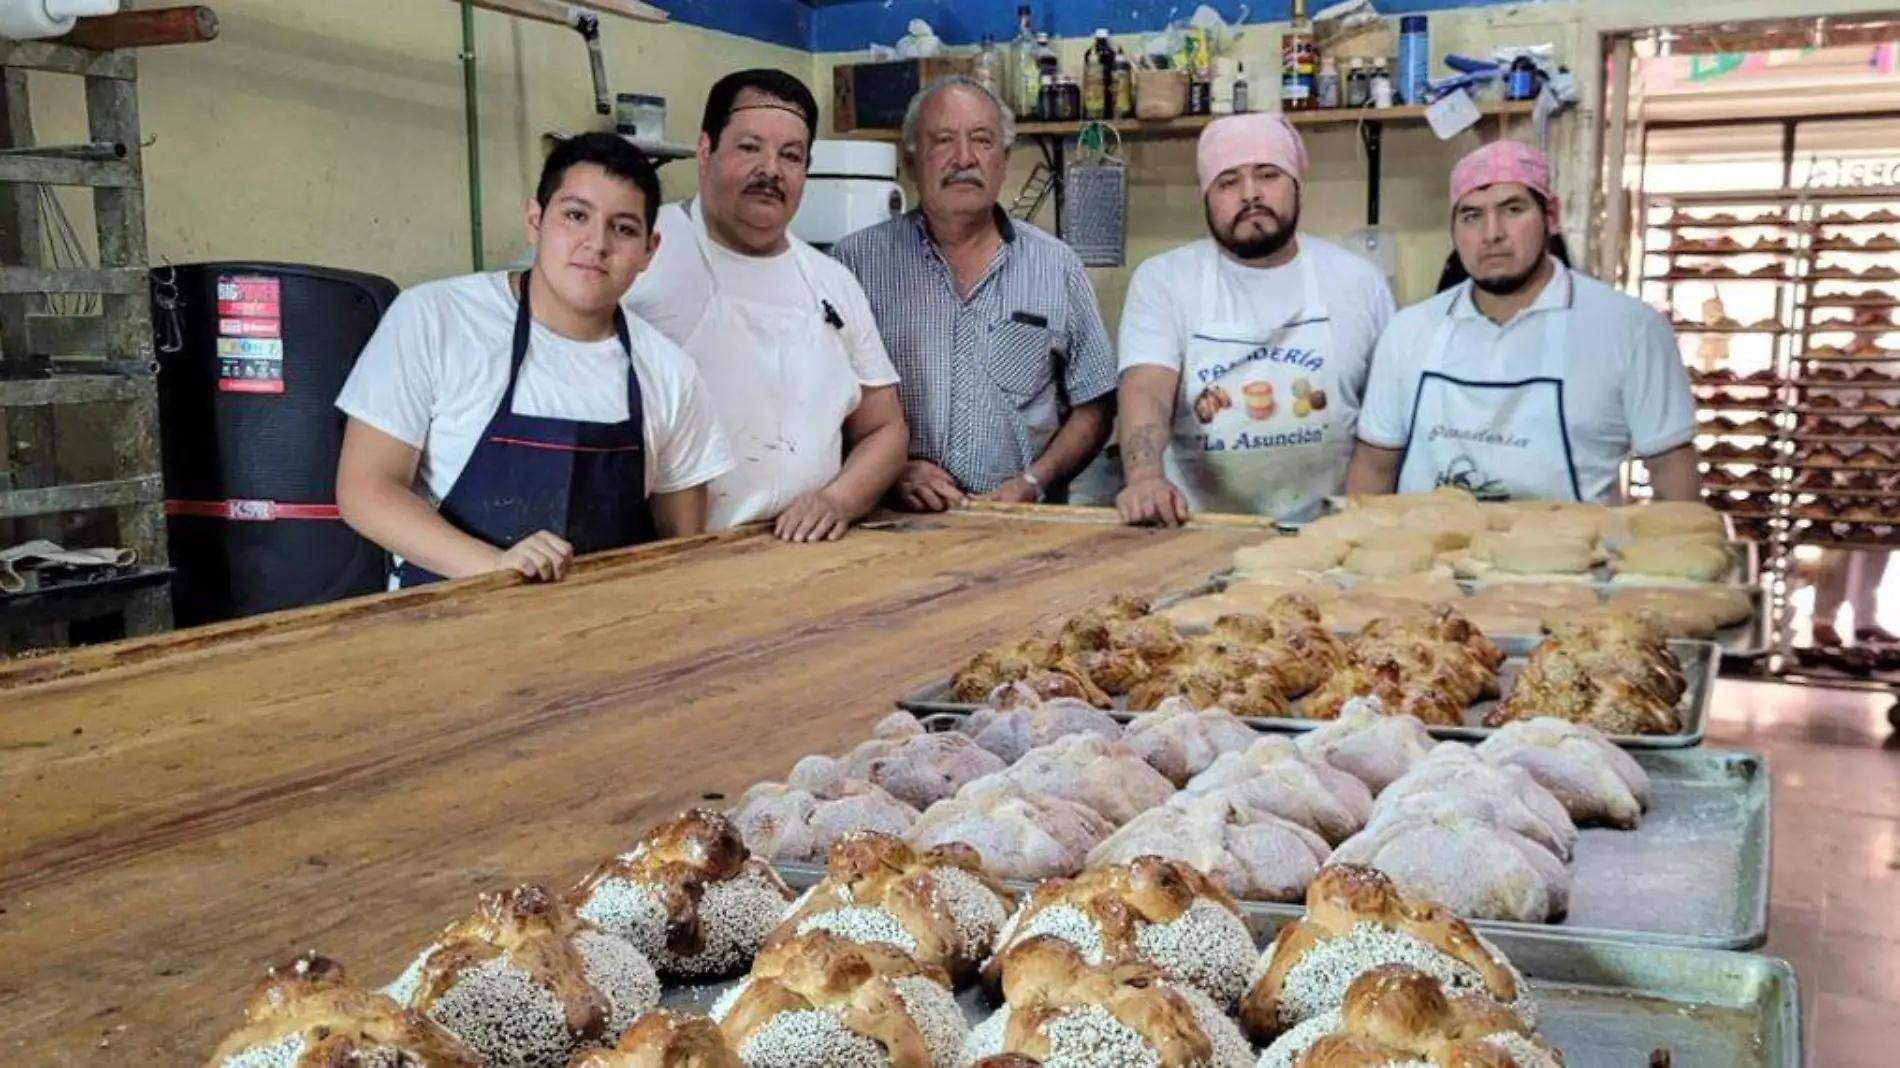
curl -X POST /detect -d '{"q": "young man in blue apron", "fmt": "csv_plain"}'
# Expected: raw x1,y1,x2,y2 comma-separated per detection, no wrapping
335,134,735,586
1346,141,1702,503
1115,113,1396,525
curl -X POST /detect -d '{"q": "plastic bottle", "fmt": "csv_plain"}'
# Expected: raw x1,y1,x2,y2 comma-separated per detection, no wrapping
1370,57,1394,109
1281,0,1315,111
1346,56,1369,108
975,34,1001,100
1397,14,1429,106
1234,63,1250,114
1008,6,1037,118
1317,56,1341,108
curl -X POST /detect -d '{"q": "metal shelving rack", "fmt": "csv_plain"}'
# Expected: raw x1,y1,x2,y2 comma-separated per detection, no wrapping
1638,185,1899,707
0,36,170,649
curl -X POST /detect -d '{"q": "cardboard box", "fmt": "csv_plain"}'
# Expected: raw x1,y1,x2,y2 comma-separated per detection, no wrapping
832,58,975,134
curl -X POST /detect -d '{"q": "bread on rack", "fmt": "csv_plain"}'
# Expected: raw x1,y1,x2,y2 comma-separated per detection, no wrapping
993,732,1179,826
1237,865,1535,1044
1603,585,1753,638
1294,700,1438,796
568,1011,741,1068
1341,574,1469,606
953,598,1167,705
964,936,1255,1068
1474,718,1652,829
1608,535,1734,584
384,886,661,1065
906,776,1114,882
1087,790,1332,903
1366,745,1577,861
1299,607,1501,726
1451,530,1598,582
1341,542,1442,579
985,857,1258,1008
709,931,968,1068
207,953,481,1068
772,833,1011,984
729,777,921,866
1258,964,1562,1068
1487,615,1686,736
568,810,794,980
1328,796,1572,925
1233,537,1353,575
805,724,1010,810
959,686,1124,764
1178,736,1375,845
1121,699,1264,786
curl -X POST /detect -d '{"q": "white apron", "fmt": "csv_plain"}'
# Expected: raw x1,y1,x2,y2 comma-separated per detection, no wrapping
681,201,860,529
1395,279,1584,501
1165,249,1347,522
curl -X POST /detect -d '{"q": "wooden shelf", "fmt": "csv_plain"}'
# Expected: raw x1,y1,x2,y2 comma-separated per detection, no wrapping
846,100,1537,142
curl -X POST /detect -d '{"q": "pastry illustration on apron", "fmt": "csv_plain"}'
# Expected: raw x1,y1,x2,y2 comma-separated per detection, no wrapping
1396,275,1582,502
1166,249,1347,522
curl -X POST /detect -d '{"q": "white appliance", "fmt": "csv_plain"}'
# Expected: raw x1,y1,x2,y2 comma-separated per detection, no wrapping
791,140,906,250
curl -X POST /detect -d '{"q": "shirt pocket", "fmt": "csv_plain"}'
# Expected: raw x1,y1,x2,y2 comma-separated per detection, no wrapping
986,319,1058,402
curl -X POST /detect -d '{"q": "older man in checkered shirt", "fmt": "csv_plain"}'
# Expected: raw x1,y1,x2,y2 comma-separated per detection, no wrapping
834,75,1118,510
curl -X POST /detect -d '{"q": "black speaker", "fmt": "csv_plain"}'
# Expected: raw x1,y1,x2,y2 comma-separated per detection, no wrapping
154,262,398,626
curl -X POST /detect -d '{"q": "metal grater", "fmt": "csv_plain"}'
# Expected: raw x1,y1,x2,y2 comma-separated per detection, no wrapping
1061,123,1127,268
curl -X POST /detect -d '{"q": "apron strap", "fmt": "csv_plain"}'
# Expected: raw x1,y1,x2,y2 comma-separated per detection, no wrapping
503,269,638,416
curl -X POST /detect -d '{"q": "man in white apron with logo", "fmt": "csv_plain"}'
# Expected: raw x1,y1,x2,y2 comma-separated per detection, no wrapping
1347,141,1701,503
1116,113,1396,524
625,70,909,540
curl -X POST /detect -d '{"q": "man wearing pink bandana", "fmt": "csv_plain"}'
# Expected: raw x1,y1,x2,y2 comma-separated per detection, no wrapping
1346,140,1701,503
1116,113,1395,525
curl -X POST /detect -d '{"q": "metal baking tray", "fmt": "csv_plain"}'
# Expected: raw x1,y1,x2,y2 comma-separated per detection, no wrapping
903,709,1765,951
659,861,1795,1067
898,638,1720,750
1171,575,1771,662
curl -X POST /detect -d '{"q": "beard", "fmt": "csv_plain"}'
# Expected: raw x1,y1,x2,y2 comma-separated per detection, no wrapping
1470,256,1546,296
1208,196,1301,261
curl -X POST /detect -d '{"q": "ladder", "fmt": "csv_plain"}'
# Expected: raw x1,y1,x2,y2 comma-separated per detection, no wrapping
0,36,169,648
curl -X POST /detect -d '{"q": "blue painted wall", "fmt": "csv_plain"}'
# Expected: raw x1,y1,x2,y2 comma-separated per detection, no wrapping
665,0,811,52
808,0,1537,53
664,0,1543,55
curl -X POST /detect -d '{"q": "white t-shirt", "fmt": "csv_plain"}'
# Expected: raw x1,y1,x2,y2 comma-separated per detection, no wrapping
624,201,900,391
1118,235,1396,395
336,272,735,509
1358,263,1696,502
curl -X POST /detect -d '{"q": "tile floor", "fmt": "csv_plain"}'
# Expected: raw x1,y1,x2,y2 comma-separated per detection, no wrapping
1708,677,1900,1068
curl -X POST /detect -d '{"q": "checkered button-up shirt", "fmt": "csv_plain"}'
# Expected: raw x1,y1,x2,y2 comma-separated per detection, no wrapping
834,208,1118,496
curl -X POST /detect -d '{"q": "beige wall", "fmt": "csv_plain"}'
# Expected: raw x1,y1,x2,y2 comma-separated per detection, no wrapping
817,0,1891,334
17,0,1886,300
25,0,818,287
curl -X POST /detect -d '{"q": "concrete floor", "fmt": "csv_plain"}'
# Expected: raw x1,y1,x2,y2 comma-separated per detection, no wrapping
1708,678,1900,1068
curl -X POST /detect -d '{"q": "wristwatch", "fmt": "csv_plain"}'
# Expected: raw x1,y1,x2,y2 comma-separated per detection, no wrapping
1019,470,1047,502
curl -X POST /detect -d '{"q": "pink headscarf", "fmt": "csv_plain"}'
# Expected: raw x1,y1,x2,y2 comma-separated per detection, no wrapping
1196,114,1309,194
1450,140,1556,218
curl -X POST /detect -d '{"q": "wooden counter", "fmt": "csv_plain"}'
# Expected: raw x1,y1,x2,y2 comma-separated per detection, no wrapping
0,510,1266,1064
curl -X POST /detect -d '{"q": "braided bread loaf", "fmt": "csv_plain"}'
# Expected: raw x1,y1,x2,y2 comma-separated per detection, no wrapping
206,953,478,1068
384,885,660,1066
1239,865,1533,1044
773,832,1012,984
568,810,794,979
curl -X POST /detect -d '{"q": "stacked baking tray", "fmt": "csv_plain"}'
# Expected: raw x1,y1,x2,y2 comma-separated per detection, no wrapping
669,866,1797,1067
900,637,1723,749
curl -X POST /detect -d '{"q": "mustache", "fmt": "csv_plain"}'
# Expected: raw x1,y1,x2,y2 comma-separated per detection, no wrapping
1231,204,1283,228
743,176,786,199
941,168,986,188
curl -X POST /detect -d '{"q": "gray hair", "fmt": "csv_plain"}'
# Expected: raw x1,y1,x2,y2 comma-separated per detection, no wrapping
899,74,1018,162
